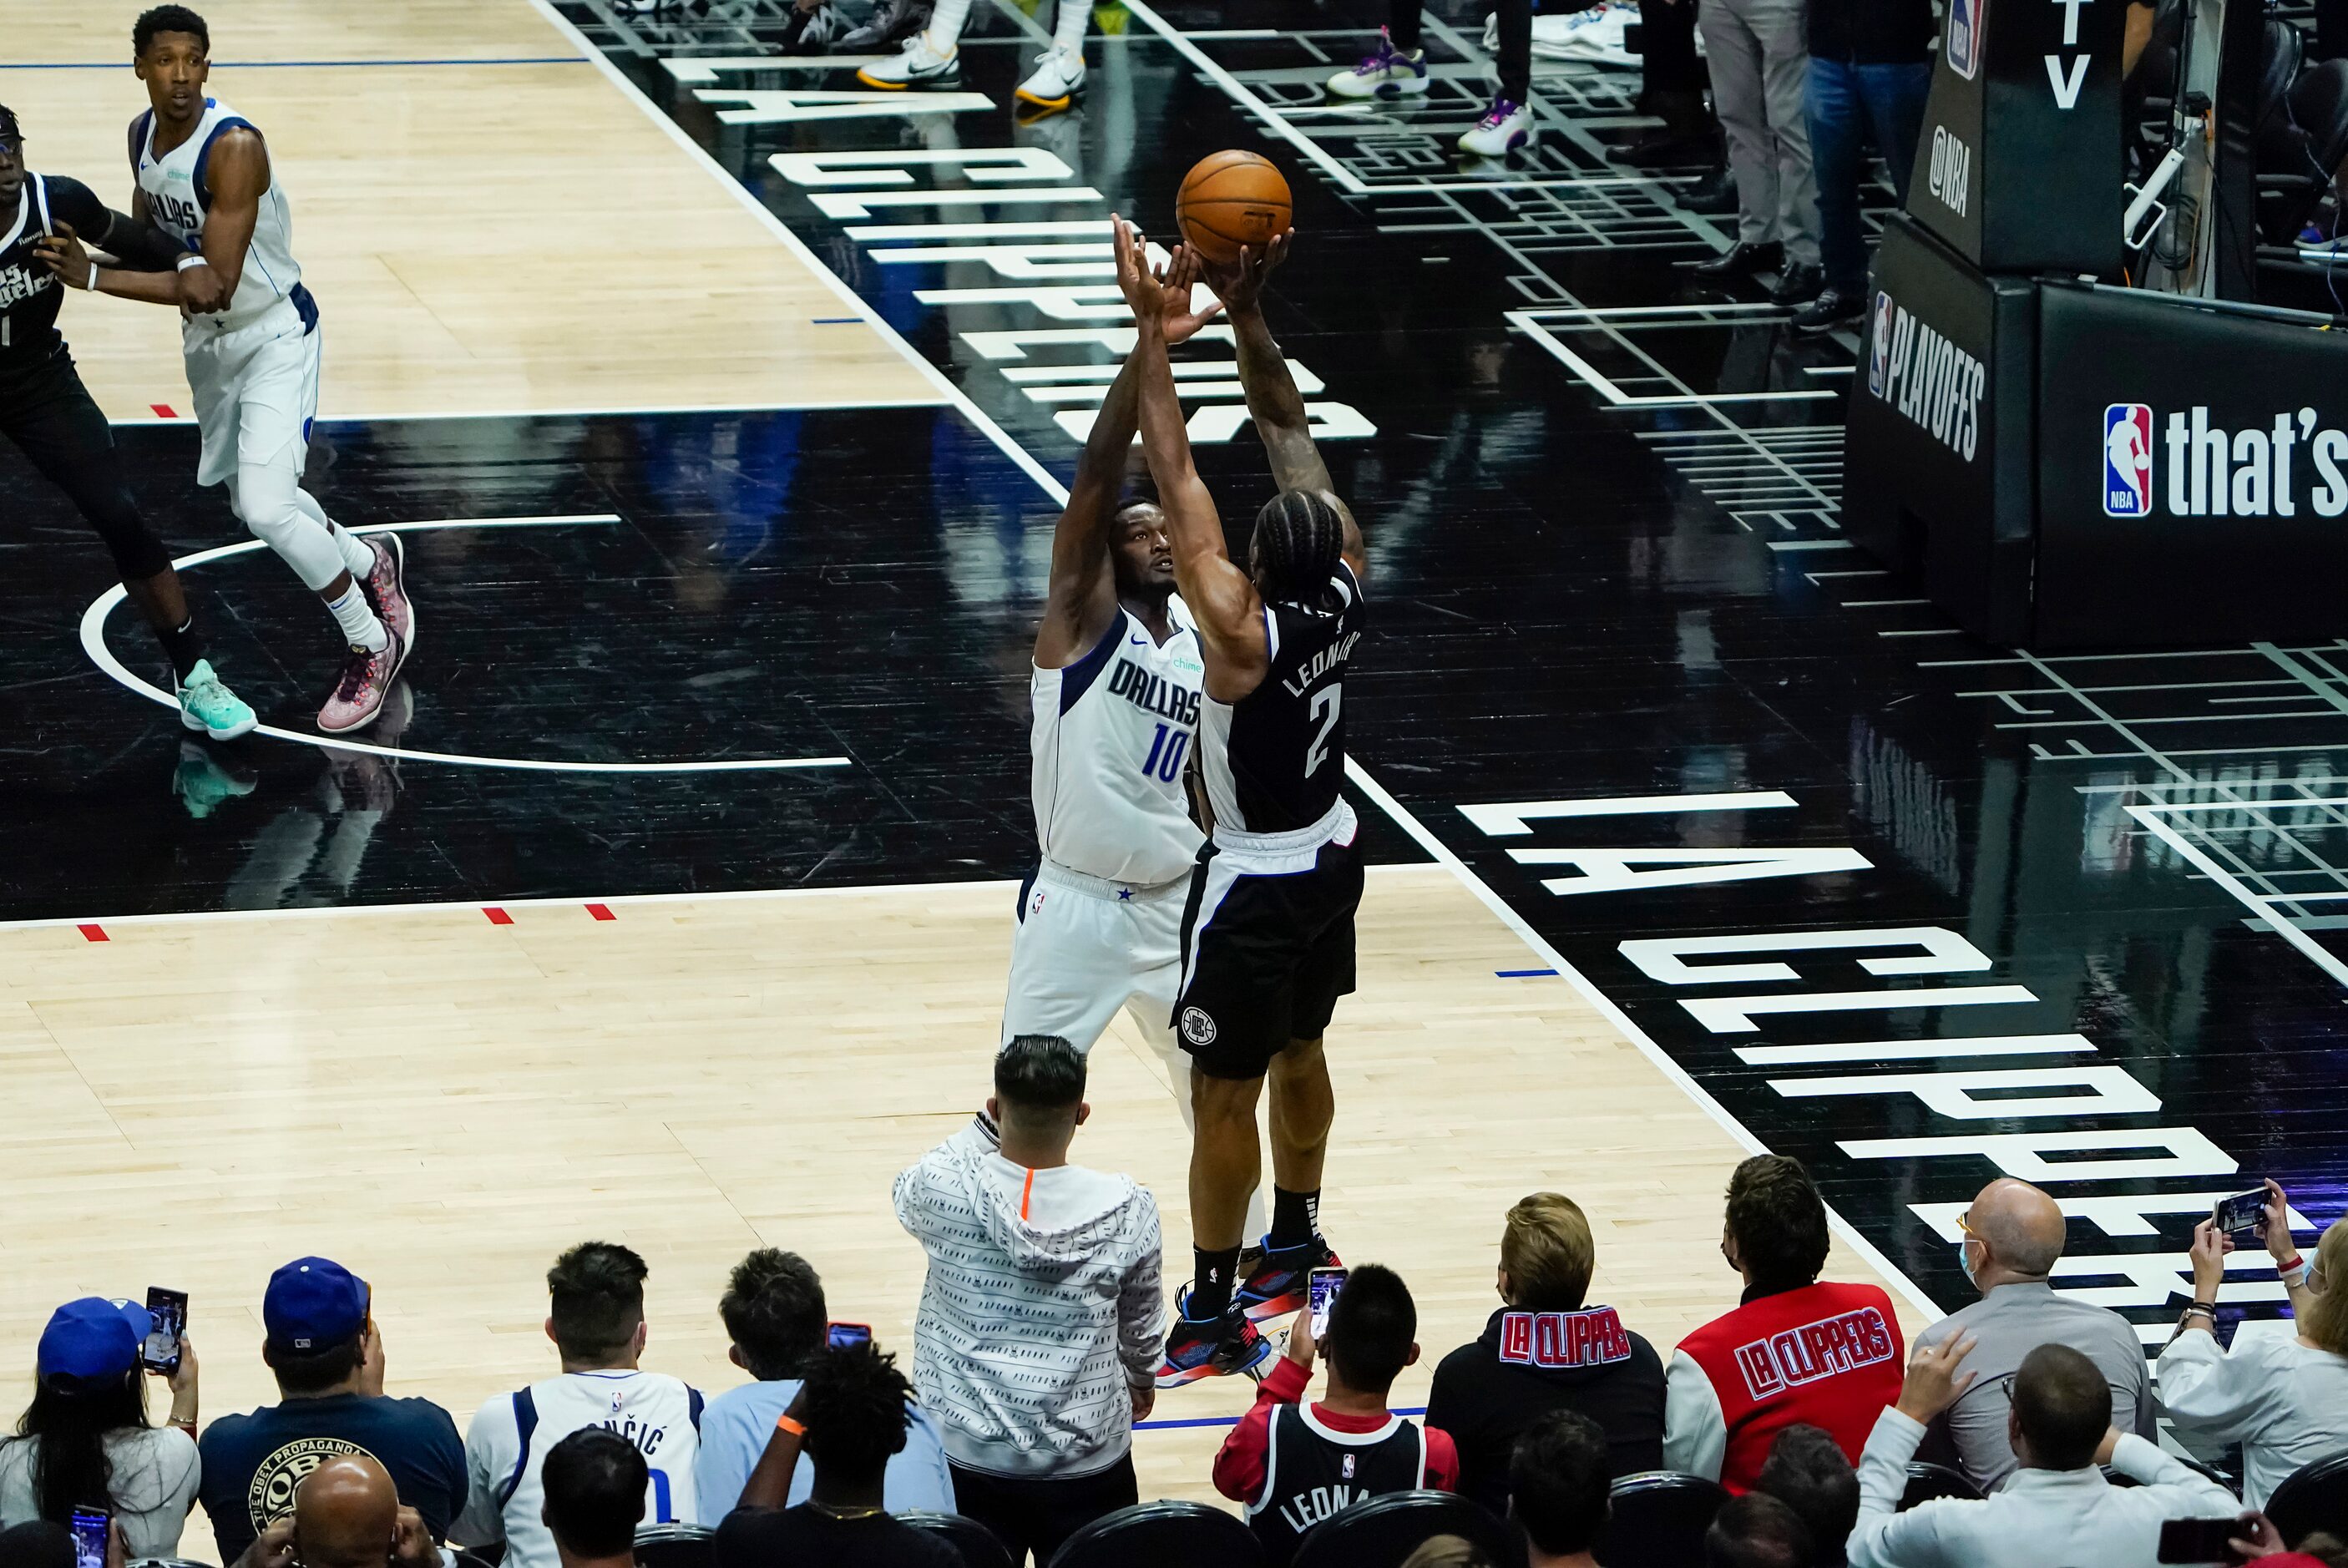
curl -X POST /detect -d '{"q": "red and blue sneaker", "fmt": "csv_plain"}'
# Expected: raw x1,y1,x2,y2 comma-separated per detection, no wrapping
1156,1290,1273,1388
1237,1237,1342,1323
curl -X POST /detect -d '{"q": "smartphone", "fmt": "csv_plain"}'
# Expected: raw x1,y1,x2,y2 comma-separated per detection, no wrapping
141,1287,188,1376
826,1322,872,1351
2156,1515,2244,1563
69,1508,109,1568
2212,1190,2267,1238
1308,1267,1348,1338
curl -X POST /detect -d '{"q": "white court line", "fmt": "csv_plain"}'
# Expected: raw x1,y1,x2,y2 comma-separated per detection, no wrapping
79,515,853,775
109,395,948,428
2127,805,2348,992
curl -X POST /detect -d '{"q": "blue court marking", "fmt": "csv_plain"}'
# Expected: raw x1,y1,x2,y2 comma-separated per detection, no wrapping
1136,1405,1425,1433
1496,967,1560,978
811,316,863,324
1,57,586,70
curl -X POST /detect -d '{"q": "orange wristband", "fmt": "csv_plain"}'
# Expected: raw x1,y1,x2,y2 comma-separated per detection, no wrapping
775,1414,806,1437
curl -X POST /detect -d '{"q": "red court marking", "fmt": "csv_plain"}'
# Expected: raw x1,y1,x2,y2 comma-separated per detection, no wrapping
149,404,177,417
78,924,108,942
483,907,514,925
586,903,615,922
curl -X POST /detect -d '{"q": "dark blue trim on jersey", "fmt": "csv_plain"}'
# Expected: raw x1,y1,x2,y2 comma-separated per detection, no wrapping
291,283,319,333
495,1388,539,1507
687,1386,705,1430
126,110,153,175
190,116,256,215
1056,616,1122,716
1014,866,1038,923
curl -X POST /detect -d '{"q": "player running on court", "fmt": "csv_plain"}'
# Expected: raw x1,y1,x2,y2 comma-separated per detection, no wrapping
0,104,252,739
39,6,414,735
1111,220,1366,1387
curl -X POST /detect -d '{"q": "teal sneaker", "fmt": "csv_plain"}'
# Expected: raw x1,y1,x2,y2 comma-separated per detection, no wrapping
173,740,257,820
176,659,257,741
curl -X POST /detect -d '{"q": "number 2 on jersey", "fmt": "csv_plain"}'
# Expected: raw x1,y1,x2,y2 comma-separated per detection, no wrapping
1306,687,1342,776
1141,722,1189,784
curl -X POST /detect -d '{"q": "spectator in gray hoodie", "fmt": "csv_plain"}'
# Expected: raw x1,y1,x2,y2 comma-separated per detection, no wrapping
893,1035,1164,1566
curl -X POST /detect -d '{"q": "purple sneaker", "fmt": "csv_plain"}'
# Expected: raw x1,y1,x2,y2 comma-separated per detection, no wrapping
1460,97,1536,159
1328,27,1430,99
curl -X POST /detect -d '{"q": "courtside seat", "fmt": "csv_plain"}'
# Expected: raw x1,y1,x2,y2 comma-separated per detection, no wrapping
630,1523,712,1568
2266,1450,2348,1550
1593,1471,1728,1568
1899,1460,1982,1510
1290,1490,1519,1568
896,1510,1017,1568
1048,1500,1267,1568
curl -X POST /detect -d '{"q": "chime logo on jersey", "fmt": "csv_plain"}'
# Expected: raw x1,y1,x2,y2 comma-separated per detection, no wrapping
1733,1306,1895,1399
1946,0,1984,78
2103,403,2154,517
1870,292,1986,462
1867,291,1895,398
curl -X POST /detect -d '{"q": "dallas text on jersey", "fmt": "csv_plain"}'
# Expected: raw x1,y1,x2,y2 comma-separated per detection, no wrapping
1106,656,1202,727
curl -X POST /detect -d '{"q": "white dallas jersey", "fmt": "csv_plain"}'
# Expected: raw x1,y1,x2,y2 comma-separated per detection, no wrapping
1031,602,1206,888
130,97,303,331
457,1370,704,1568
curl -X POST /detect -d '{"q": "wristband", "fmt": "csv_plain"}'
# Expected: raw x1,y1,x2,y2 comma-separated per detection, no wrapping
774,1414,806,1437
2184,1302,2217,1318
2281,1257,2310,1284
88,259,100,291
175,254,210,271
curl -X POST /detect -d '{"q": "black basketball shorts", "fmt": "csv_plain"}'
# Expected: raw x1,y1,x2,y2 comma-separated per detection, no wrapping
1172,833,1365,1080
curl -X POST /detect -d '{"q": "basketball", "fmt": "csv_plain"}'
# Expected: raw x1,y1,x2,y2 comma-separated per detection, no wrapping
1175,150,1293,266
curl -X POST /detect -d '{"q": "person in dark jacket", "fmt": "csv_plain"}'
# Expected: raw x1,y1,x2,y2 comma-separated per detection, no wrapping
1792,0,1935,331
1424,1193,1666,1513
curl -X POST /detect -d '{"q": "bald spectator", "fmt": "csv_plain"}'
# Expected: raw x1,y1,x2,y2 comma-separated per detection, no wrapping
234,1455,437,1568
1910,1180,2151,1492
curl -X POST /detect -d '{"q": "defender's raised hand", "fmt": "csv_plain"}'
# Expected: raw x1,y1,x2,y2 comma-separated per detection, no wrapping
1111,214,1166,326
1156,242,1224,346
1206,232,1293,316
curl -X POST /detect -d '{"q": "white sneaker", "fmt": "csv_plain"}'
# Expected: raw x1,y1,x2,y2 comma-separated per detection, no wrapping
1327,27,1430,99
1460,96,1535,158
1015,46,1086,109
857,28,958,87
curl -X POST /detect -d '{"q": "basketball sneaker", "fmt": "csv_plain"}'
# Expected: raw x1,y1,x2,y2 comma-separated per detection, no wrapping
317,627,408,735
175,659,256,742
1327,28,1430,99
857,29,958,86
1015,46,1086,110
172,738,257,821
1157,1290,1273,1387
779,0,847,52
841,0,932,53
1236,1237,1342,1322
1460,97,1535,158
362,534,415,660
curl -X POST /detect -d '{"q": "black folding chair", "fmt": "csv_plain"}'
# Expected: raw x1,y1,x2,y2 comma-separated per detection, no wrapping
1289,1490,1517,1568
1900,1461,1982,1510
1593,1471,1728,1568
2266,1450,2348,1550
1048,1500,1266,1568
896,1510,1017,1568
630,1524,713,1568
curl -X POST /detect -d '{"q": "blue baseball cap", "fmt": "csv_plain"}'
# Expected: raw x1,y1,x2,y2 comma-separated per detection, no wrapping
264,1257,369,1353
38,1297,152,1382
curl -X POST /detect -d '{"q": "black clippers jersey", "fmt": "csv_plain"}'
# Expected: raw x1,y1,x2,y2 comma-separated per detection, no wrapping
0,175,109,372
1245,1403,1429,1562
1200,562,1364,836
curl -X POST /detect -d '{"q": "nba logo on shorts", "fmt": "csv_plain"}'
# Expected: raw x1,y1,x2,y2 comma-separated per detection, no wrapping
1946,0,1983,78
1867,292,1895,398
2103,403,2153,517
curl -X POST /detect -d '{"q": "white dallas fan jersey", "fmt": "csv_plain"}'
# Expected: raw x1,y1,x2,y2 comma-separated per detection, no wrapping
1031,602,1206,888
457,1370,704,1568
130,96,303,331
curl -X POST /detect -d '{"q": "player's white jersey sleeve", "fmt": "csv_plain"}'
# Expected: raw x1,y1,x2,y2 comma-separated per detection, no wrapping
1030,606,1206,888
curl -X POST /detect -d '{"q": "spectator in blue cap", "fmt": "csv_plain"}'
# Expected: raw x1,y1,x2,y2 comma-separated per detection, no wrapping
0,1297,200,1557
197,1259,466,1565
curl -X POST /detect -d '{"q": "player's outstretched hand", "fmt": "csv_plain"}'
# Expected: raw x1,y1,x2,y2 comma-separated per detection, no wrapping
1155,242,1224,346
1206,231,1293,316
33,222,93,288
1111,214,1166,327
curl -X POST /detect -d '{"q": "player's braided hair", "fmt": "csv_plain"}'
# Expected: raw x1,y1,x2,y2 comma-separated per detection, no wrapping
1252,488,1345,610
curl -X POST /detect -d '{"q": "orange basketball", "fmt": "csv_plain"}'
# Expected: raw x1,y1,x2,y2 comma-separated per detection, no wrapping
1175,150,1293,267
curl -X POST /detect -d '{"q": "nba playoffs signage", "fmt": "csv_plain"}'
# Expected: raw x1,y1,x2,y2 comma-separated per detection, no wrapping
1868,289,1986,463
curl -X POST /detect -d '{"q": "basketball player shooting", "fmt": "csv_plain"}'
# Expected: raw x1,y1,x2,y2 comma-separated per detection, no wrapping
1111,221,1369,1388
38,6,415,736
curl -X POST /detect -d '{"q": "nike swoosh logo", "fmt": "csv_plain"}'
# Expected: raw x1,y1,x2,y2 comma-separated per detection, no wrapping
1131,636,1149,645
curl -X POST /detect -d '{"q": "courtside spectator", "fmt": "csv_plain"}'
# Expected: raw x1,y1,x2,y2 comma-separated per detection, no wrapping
695,1248,950,1517
200,1259,466,1564
0,1523,72,1568
2161,1184,2348,1506
1753,1425,1859,1567
1707,1493,1814,1568
1910,1179,2150,1492
1846,1338,2237,1568
1666,1156,1904,1490
1508,1411,1611,1568
1214,1265,1458,1565
1401,1537,1497,1568
894,1036,1161,1565
1426,1192,1664,1512
711,1344,956,1568
276,1455,441,1568
540,1429,645,1568
0,1298,198,1557
455,1243,703,1568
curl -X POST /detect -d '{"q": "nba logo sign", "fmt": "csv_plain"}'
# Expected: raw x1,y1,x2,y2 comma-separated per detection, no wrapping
1867,292,1895,398
1946,0,1983,78
2103,403,2153,517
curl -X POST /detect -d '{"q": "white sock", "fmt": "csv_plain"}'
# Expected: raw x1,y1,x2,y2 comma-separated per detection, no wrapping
326,582,387,652
925,0,970,48
1052,0,1088,57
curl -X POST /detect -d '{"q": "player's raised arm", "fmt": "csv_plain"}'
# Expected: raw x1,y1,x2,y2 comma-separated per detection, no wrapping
1113,220,1268,698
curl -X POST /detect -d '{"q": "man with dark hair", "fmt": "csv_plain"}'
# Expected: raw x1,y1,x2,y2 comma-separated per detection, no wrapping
1753,1424,1859,1565
540,1429,644,1568
1507,1411,1611,1568
693,1249,951,1515
895,1037,1162,1564
455,1244,704,1568
198,1258,467,1564
1214,1265,1458,1565
1665,1156,1905,1490
1706,1492,1815,1568
1846,1338,2237,1567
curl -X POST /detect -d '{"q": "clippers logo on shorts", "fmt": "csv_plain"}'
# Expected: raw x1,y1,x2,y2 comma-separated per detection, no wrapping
1946,0,1984,78
248,1436,374,1527
1732,1306,1895,1399
1180,1006,1217,1045
1499,1308,1634,1369
1867,291,1895,398
2103,403,2154,516
1869,291,1986,462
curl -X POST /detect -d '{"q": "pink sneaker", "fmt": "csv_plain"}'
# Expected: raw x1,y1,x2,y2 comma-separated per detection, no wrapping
316,628,408,734
363,534,415,658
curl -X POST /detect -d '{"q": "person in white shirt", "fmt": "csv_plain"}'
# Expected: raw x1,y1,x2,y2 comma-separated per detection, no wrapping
2160,1181,2348,1508
1846,1334,2239,1568
453,1243,704,1568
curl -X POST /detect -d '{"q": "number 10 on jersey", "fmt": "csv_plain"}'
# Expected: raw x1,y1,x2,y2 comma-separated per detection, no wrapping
1142,723,1189,783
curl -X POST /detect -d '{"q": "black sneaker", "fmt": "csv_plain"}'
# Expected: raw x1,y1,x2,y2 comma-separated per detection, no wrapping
779,0,846,52
1793,286,1865,334
1768,260,1825,306
840,0,930,51
1156,1289,1273,1387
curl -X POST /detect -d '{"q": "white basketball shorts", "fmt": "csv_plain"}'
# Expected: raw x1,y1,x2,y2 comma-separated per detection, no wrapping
183,293,321,488
1001,860,1189,1054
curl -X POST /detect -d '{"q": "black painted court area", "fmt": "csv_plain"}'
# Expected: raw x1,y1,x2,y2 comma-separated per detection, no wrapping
3,0,2340,1349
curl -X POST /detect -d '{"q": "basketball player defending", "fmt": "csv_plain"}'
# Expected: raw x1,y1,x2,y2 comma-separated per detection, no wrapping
1113,223,1364,1386
38,7,414,735
0,104,253,739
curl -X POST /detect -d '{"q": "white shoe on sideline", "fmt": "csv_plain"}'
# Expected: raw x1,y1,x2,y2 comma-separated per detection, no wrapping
857,28,958,86
1460,96,1536,158
1016,46,1087,109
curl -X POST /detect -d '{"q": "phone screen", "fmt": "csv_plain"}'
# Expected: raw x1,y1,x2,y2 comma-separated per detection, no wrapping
826,1322,872,1351
2156,1515,2243,1563
141,1288,188,1375
69,1508,108,1568
1308,1267,1348,1338
2212,1191,2266,1237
